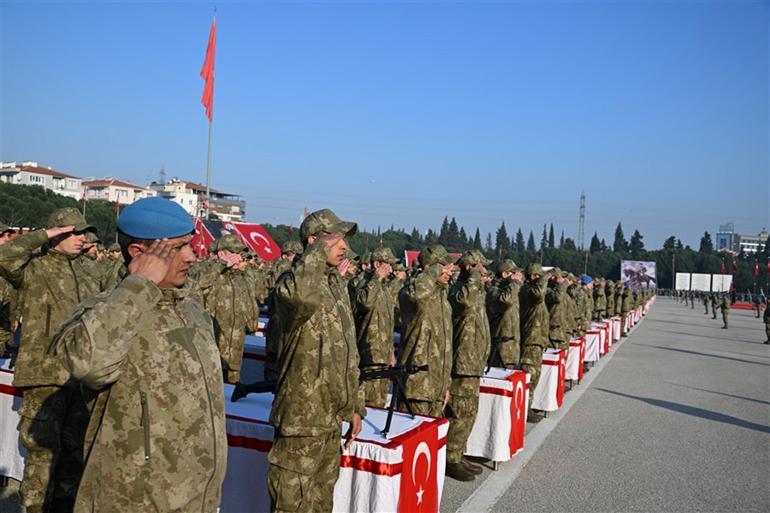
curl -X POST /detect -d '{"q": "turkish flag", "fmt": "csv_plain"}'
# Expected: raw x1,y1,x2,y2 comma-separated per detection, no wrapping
200,17,216,122
755,262,760,277
399,425,440,513
223,222,280,261
721,260,725,274
191,218,215,257
507,371,528,457
556,349,566,408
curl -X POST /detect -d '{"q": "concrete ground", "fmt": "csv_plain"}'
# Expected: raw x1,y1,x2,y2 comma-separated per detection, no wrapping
2,298,768,513
449,298,770,513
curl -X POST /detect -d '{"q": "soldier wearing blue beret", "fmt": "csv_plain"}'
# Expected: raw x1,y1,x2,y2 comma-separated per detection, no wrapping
53,198,228,512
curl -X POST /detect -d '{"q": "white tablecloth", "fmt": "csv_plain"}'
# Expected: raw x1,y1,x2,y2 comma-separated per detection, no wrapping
531,349,565,412
0,358,25,481
566,338,585,382
223,386,449,513
465,368,529,463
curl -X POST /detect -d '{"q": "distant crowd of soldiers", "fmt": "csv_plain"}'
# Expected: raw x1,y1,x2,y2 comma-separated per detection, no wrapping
0,205,656,513
669,288,769,338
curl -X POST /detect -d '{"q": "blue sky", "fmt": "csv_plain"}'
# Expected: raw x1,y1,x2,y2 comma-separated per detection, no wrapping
2,0,768,248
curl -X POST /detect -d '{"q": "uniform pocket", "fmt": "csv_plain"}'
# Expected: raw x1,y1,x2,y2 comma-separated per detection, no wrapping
140,392,151,461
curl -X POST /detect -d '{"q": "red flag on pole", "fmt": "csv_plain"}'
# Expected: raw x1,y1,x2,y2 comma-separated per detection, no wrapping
720,259,725,274
755,261,760,277
732,258,738,274
200,16,216,122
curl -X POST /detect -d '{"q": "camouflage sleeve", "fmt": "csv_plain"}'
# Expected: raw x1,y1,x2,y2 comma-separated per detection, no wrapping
449,270,481,307
274,240,330,328
406,264,443,303
0,229,48,287
354,273,383,311
52,274,163,390
494,281,516,307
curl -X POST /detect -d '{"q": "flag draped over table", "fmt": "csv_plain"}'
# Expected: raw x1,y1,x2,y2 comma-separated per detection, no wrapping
200,16,217,122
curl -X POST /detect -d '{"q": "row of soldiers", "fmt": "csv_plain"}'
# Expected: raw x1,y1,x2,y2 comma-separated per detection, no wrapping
0,204,654,513
260,217,652,490
672,289,733,328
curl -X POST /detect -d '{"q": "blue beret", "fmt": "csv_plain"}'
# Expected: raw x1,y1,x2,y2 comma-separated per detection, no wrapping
117,197,194,239
581,275,593,285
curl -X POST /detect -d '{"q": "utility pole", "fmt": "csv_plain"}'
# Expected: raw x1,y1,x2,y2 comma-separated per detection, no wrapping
578,191,586,250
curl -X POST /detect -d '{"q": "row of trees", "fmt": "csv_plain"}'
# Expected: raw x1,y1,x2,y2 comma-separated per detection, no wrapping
2,183,768,293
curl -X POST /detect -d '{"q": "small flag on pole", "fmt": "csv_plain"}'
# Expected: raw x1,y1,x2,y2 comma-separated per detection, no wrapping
200,16,217,122
755,260,760,277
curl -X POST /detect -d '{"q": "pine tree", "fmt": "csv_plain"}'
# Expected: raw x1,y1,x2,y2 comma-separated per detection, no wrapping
590,232,601,253
485,232,493,252
548,224,555,248
527,231,536,252
458,226,468,249
448,217,460,247
540,224,548,250
699,231,714,253
438,216,450,245
563,237,577,251
495,221,510,254
473,227,482,250
515,228,525,252
629,229,644,254
559,230,565,249
663,236,676,251
613,222,628,253
410,227,421,243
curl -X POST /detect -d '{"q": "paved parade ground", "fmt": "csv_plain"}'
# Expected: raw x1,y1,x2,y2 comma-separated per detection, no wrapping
449,298,770,513
2,298,769,513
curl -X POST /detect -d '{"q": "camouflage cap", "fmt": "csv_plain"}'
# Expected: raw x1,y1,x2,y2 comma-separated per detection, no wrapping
392,261,406,272
419,244,456,267
497,259,522,274
281,240,304,255
85,231,102,244
458,250,481,267
372,247,398,264
0,224,15,235
47,207,95,233
211,234,247,253
361,252,372,265
108,242,121,252
344,247,360,262
299,208,357,241
525,262,544,276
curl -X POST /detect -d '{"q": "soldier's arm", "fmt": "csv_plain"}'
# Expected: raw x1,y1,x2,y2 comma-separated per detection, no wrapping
52,274,164,390
274,240,328,327
495,281,517,307
354,273,383,311
450,270,481,307
0,229,49,286
407,264,442,303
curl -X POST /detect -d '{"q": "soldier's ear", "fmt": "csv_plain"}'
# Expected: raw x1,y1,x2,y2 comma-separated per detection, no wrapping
127,242,147,259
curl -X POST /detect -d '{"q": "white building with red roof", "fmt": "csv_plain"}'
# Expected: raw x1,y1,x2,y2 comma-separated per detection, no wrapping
81,177,157,205
0,161,83,200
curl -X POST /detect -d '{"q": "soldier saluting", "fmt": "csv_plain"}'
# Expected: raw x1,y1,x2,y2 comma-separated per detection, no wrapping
53,197,227,512
0,208,109,513
268,208,365,513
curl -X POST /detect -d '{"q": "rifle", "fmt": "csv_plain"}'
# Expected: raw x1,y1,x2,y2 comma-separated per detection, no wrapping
230,364,429,437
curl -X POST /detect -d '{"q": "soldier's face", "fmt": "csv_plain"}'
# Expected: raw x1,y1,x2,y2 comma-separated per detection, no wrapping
0,231,15,245
54,231,88,255
326,236,347,267
157,235,196,288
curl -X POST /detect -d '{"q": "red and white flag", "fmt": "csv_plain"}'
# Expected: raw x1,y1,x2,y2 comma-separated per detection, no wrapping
200,16,216,122
191,218,215,257
223,222,281,262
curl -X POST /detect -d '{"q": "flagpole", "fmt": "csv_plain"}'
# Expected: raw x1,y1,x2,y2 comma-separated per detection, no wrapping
205,119,213,219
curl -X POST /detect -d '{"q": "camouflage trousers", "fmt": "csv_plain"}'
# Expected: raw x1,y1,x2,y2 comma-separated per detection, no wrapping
520,344,544,404
722,313,729,328
267,430,340,513
18,385,89,513
712,306,717,319
361,365,389,408
409,399,445,418
445,377,480,464
765,325,770,342
549,338,569,352
220,335,245,384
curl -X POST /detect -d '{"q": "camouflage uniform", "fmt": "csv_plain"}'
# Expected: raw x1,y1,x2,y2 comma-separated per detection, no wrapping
763,300,770,344
519,265,550,404
703,293,709,314
264,244,303,381
486,260,522,368
621,285,632,333
567,281,585,337
397,245,454,417
268,210,365,513
605,281,615,318
0,274,14,354
614,283,624,316
545,273,569,352
593,279,607,320
446,252,491,465
720,296,731,328
192,236,258,383
0,210,112,513
354,247,399,407
53,275,228,512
